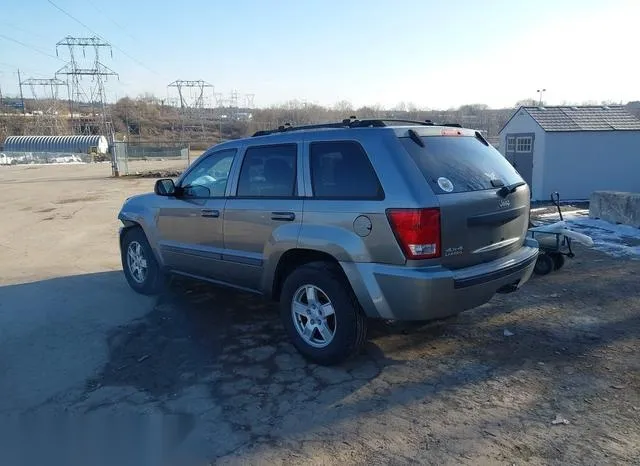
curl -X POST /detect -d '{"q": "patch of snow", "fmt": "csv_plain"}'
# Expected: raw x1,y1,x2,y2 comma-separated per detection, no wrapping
537,209,589,219
566,216,640,259
533,209,640,259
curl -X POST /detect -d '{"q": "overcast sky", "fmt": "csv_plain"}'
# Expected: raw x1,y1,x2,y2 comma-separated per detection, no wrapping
1,0,638,109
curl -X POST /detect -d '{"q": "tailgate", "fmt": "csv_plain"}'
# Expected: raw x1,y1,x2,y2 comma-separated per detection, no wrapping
400,131,530,269
438,187,529,269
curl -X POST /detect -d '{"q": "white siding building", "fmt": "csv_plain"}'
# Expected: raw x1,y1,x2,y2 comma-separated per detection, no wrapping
499,106,640,201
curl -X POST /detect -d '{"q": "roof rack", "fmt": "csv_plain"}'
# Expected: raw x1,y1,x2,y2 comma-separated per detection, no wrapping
251,116,462,137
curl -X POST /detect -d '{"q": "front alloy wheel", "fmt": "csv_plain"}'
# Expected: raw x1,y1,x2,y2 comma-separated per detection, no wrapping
126,240,148,284
121,227,164,295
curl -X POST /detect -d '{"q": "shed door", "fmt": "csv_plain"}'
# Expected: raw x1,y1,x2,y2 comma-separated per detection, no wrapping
512,153,533,189
505,133,534,193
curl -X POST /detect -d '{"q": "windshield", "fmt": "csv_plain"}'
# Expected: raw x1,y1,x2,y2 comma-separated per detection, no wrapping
400,135,524,194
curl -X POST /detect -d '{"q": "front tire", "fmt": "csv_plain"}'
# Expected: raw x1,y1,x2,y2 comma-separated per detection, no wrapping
121,227,164,295
280,262,367,366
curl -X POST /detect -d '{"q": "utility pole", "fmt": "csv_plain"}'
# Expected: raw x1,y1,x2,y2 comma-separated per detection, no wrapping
17,69,25,115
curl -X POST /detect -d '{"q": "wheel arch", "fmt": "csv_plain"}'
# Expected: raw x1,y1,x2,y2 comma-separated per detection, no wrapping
118,213,164,266
269,248,347,302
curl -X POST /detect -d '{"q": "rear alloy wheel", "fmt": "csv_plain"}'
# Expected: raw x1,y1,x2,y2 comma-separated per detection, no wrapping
534,253,554,276
291,284,337,349
280,262,367,365
121,227,165,295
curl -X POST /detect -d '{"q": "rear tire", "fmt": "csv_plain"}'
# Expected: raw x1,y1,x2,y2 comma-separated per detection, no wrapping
121,227,165,295
280,261,367,366
534,253,554,276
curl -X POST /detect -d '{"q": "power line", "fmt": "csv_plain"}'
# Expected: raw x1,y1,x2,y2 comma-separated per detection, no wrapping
0,21,51,42
86,0,137,42
0,34,63,62
46,0,158,76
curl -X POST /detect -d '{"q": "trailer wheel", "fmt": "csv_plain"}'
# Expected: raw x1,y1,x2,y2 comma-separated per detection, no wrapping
550,253,565,270
534,253,554,276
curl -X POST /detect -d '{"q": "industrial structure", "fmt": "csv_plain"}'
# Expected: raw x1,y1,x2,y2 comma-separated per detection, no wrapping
3,135,109,154
499,105,640,200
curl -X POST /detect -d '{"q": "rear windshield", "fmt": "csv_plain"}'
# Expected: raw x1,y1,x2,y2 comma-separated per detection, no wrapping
401,135,523,194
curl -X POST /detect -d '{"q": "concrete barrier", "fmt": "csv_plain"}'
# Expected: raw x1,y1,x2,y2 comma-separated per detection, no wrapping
589,191,640,228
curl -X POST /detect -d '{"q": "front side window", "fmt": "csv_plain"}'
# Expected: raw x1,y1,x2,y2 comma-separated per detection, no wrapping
237,144,297,197
516,136,533,153
309,141,383,199
180,149,236,198
506,136,516,152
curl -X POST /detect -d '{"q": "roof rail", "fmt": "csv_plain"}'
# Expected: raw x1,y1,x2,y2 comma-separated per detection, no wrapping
251,117,461,137
350,119,435,127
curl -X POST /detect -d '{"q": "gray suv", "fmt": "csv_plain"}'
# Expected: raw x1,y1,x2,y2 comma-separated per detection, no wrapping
118,119,538,365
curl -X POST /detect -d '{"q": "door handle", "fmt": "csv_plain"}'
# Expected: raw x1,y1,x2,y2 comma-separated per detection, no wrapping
271,211,295,221
201,209,220,218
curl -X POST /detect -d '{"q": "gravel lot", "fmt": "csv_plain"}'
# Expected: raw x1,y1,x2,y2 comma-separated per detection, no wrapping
1,163,638,465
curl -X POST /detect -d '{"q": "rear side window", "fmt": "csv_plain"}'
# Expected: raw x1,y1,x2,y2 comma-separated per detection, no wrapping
400,136,523,194
237,144,297,197
310,141,383,199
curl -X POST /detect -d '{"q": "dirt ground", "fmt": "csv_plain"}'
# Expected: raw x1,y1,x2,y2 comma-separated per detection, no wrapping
0,163,638,465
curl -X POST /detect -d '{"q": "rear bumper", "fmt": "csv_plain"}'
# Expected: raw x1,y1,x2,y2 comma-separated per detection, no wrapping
342,238,539,320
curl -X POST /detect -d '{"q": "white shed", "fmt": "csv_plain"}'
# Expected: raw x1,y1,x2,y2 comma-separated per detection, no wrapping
499,106,640,201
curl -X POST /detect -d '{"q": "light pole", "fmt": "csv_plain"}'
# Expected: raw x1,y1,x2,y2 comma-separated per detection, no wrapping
537,88,546,106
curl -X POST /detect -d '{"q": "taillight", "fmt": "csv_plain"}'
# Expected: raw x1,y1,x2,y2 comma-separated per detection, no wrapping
386,208,441,260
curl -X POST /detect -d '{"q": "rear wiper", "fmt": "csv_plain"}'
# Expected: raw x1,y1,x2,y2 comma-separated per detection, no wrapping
497,181,525,197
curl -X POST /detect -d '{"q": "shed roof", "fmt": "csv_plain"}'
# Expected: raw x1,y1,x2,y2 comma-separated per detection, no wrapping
500,106,640,133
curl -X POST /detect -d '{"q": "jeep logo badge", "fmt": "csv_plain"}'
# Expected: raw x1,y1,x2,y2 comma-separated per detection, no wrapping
499,199,511,208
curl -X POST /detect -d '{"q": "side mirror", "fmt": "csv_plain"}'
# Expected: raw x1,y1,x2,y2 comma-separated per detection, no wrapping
155,178,176,196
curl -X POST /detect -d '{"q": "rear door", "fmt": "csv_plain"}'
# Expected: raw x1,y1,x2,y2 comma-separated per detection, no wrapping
222,143,303,291
400,133,530,269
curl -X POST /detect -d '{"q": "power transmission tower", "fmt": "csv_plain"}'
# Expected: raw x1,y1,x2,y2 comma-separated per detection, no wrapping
244,93,255,109
20,77,68,135
214,92,226,108
17,69,25,115
228,89,240,120
167,80,214,141
55,36,118,138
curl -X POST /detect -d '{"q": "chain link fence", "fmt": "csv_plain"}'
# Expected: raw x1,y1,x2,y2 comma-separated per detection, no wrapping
113,142,191,176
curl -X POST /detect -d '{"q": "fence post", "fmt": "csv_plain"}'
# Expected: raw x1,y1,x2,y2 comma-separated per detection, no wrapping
111,143,120,177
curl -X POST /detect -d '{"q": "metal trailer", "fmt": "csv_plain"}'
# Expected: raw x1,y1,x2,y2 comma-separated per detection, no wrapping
527,192,575,275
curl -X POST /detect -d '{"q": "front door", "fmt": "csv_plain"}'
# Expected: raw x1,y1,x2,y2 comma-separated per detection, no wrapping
223,143,302,291
156,148,237,279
